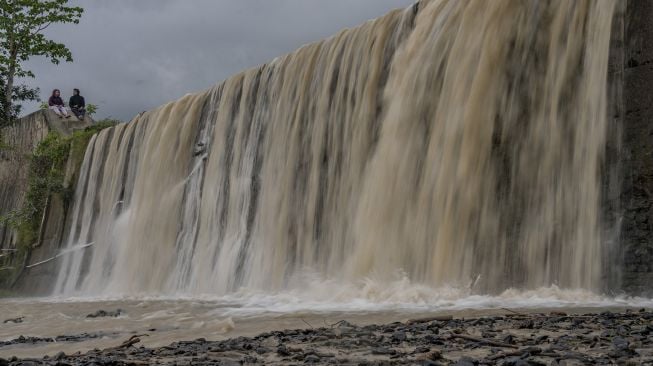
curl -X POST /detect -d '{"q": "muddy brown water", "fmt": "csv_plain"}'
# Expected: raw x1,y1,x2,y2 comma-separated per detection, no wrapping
1,292,651,359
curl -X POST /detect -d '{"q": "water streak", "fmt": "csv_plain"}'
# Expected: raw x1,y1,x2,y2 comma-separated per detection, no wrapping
54,0,617,298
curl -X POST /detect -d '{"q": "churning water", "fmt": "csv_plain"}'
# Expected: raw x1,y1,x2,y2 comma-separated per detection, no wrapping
53,0,618,302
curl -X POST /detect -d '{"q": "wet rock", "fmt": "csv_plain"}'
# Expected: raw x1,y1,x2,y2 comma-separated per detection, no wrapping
522,346,543,354
54,332,103,342
420,361,443,366
455,356,477,366
392,331,407,342
2,316,23,324
255,347,269,354
304,354,320,363
612,336,630,350
558,360,584,366
336,320,355,328
517,319,535,329
0,335,56,347
424,350,442,360
424,334,444,345
504,357,529,366
600,329,616,338
277,345,291,356
535,335,549,343
243,355,258,363
86,309,125,318
372,347,396,355
5,310,653,365
502,334,515,344
551,341,570,351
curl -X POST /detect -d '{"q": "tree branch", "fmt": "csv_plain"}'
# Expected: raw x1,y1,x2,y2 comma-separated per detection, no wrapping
33,22,51,35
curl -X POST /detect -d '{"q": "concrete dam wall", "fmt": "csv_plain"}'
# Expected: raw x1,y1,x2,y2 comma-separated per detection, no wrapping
1,0,653,298
0,110,90,293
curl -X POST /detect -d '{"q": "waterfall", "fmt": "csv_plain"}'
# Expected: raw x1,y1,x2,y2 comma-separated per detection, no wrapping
54,0,617,297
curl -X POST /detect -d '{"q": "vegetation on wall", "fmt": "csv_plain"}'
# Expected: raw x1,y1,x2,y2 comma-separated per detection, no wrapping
39,102,98,118
2,132,69,249
0,137,12,151
0,119,117,286
85,104,98,117
0,132,69,286
68,119,118,176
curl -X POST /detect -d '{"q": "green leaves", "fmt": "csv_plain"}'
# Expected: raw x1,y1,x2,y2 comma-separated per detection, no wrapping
86,103,97,116
0,77,39,123
0,132,70,251
0,120,115,285
0,0,83,122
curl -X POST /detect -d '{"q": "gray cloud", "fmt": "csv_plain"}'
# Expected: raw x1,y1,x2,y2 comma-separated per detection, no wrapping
21,0,415,121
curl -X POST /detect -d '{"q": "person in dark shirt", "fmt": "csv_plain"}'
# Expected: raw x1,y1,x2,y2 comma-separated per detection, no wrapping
48,89,70,118
69,88,86,120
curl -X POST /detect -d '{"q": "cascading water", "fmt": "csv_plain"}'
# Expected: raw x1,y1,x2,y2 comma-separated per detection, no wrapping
54,0,617,298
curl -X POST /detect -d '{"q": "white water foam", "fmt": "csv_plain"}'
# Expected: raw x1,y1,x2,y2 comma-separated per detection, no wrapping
12,275,653,318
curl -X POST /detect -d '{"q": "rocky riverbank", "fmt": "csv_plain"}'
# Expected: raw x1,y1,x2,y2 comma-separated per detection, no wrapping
2,309,652,365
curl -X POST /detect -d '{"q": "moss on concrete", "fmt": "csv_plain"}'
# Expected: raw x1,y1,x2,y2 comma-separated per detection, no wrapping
0,120,116,287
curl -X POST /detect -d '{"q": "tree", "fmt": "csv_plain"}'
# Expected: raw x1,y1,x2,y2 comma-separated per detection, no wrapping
0,0,83,124
0,77,39,120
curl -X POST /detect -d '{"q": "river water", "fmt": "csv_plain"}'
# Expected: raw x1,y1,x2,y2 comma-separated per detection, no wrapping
2,286,652,358
4,0,650,359
54,0,618,297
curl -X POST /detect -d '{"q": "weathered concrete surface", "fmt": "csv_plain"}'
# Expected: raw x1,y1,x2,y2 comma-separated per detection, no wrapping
0,110,90,291
620,0,653,296
0,113,50,254
3,4,653,297
14,134,91,295
602,0,626,294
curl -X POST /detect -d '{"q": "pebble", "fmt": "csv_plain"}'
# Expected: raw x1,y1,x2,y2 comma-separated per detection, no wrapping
304,354,320,363
4,310,653,365
455,356,477,365
392,331,407,342
612,336,629,350
372,347,396,355
277,345,290,356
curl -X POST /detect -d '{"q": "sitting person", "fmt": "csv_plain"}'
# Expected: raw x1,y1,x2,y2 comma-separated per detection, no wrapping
69,88,86,120
48,89,70,118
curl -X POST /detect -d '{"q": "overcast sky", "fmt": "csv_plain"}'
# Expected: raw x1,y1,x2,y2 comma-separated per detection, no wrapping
20,0,415,121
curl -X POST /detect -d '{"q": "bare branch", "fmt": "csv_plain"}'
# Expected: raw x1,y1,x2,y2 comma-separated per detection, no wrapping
34,22,51,35
25,242,94,269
